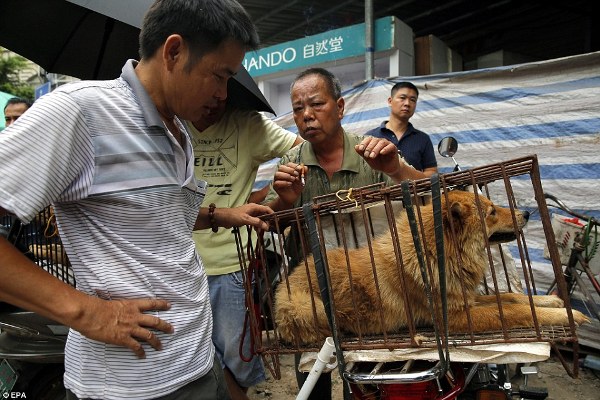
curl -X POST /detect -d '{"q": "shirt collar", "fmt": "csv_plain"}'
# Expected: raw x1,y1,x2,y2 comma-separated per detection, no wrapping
405,122,416,136
120,59,164,129
120,59,193,182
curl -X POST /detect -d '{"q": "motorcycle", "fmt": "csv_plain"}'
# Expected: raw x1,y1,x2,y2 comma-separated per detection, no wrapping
0,208,69,399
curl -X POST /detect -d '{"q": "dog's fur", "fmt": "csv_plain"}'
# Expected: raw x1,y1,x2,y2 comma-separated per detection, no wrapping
274,190,590,344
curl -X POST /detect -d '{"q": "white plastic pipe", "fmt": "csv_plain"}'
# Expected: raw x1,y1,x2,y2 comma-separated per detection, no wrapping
296,337,337,400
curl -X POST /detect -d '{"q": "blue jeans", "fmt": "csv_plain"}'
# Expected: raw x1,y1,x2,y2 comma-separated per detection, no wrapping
208,271,266,388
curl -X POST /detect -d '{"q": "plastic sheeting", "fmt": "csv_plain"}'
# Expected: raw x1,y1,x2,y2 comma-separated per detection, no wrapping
256,51,600,294
298,342,551,372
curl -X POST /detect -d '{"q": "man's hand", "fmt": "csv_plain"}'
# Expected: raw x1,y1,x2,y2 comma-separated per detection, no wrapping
0,238,174,359
271,162,306,209
214,203,273,231
355,137,425,181
73,297,173,359
355,136,400,175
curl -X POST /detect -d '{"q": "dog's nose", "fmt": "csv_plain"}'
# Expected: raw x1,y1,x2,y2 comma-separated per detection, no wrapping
522,210,530,221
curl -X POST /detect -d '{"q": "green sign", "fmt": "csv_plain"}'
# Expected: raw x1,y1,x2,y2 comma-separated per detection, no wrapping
244,16,395,78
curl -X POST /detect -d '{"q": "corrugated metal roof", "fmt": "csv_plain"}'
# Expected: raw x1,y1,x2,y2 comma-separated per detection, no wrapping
239,0,597,67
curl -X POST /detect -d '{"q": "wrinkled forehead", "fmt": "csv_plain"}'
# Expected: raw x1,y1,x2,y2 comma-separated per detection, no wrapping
292,75,331,97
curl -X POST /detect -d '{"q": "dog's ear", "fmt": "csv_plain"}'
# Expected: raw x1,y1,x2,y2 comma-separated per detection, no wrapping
450,201,464,222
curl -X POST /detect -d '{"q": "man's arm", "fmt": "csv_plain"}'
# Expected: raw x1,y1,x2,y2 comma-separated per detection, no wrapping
193,203,273,231
264,162,306,212
291,135,304,147
421,166,438,178
247,108,303,157
248,184,270,204
258,136,303,209
248,130,302,206
355,136,429,181
0,237,173,358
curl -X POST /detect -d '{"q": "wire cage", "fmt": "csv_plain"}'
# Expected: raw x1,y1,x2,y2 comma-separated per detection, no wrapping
1,205,74,287
235,155,584,380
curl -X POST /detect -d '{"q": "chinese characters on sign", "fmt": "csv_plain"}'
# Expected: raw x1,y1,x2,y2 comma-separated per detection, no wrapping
243,16,395,77
244,35,344,75
303,36,344,58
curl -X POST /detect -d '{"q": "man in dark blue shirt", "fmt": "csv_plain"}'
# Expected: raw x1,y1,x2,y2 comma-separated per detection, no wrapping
365,81,438,177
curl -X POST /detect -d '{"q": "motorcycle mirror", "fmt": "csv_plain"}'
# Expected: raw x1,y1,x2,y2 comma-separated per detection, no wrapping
438,137,458,158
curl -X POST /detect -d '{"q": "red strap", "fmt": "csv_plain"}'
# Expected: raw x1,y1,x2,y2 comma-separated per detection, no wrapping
239,232,264,362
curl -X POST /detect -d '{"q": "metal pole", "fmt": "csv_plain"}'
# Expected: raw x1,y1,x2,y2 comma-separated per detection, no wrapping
365,0,374,80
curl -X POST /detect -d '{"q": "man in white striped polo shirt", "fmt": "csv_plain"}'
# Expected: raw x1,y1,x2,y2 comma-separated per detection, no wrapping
0,1,271,399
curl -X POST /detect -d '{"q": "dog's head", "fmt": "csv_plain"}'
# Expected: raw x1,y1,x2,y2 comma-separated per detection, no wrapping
443,190,529,245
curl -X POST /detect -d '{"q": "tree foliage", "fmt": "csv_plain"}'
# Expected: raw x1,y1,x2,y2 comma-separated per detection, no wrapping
0,52,35,101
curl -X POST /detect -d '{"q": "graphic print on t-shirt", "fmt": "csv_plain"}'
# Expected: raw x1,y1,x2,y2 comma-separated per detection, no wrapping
193,128,238,196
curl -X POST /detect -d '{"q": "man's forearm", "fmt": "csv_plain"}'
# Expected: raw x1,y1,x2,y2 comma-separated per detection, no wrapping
265,197,289,213
389,161,428,182
193,203,272,231
194,207,211,230
0,237,87,326
194,206,227,231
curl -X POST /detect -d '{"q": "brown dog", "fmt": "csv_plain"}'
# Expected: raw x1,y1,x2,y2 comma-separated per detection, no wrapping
274,190,590,344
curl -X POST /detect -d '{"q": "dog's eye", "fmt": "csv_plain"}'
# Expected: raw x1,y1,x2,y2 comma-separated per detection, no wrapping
489,207,496,216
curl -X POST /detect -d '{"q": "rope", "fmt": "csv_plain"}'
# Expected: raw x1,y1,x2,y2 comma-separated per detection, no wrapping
239,230,263,362
335,188,358,208
44,212,59,238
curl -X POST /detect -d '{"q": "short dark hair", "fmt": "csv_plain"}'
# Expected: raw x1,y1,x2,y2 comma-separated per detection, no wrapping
4,97,32,112
139,0,259,70
391,81,419,98
291,68,342,100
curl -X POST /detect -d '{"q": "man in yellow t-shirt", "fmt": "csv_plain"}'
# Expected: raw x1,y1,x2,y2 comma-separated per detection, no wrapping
187,100,301,399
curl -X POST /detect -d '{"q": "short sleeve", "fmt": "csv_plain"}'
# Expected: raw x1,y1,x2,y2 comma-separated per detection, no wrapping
235,109,297,165
0,91,94,222
263,152,293,204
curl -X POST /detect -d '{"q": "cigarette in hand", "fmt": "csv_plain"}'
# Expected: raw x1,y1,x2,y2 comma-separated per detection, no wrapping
300,164,305,186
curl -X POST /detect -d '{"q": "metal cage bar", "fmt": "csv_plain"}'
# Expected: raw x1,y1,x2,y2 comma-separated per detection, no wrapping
236,155,582,378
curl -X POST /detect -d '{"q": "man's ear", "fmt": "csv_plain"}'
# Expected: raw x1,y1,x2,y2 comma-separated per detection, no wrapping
387,96,392,107
337,97,345,119
162,34,184,71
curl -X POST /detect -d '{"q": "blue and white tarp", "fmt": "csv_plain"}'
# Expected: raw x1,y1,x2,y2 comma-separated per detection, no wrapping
257,51,600,293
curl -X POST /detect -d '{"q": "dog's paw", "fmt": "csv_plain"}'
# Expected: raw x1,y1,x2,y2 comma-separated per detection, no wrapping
572,310,591,326
413,334,428,346
539,308,590,327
